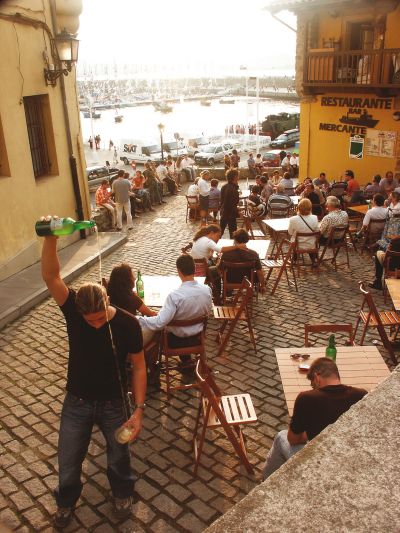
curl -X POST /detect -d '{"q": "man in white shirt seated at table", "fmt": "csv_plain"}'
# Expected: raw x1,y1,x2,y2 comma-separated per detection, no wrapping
138,255,212,371
357,193,387,237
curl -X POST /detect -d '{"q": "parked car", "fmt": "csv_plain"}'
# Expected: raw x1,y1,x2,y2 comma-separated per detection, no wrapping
270,128,300,149
186,136,210,156
262,150,282,168
194,143,233,166
86,165,119,191
120,139,163,165
162,140,187,158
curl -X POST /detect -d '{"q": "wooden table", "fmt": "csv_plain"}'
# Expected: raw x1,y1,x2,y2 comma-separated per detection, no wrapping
349,205,368,215
275,346,390,416
263,218,290,255
142,275,205,307
385,278,400,310
218,239,270,259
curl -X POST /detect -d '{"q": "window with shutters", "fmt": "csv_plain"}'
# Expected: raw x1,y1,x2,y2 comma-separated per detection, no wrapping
23,95,58,179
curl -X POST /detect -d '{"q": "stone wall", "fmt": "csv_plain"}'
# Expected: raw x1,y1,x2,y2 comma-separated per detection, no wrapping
205,366,400,533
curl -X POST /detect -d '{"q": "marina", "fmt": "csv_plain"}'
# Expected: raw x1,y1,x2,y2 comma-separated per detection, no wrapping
81,96,300,150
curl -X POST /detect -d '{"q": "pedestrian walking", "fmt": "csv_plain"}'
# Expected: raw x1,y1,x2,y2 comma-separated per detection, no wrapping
40,227,146,527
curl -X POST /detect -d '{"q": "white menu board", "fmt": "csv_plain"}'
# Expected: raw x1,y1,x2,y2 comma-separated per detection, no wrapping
365,130,397,158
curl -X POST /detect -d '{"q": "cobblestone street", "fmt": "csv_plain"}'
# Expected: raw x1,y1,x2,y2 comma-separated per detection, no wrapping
0,187,396,532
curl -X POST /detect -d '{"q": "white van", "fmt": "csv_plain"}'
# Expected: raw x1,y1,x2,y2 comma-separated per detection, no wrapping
119,139,163,165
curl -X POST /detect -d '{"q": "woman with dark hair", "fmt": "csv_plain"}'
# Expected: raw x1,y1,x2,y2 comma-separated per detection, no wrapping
107,263,156,345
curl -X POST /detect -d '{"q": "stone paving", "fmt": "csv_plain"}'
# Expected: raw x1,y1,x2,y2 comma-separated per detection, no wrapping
0,186,397,532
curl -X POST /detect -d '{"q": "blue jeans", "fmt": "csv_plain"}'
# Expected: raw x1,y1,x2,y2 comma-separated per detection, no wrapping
55,393,134,507
262,430,305,480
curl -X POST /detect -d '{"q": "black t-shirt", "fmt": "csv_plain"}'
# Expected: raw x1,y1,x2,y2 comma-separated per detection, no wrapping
290,384,367,440
60,289,143,400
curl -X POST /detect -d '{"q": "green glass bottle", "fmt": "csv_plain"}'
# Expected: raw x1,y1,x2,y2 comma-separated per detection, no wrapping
35,217,96,237
325,334,337,362
136,270,144,299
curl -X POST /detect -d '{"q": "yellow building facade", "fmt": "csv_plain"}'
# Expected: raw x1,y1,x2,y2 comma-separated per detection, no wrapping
0,0,90,281
267,0,400,184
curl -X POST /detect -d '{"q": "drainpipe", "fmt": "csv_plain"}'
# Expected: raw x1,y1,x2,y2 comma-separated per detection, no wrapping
49,0,86,239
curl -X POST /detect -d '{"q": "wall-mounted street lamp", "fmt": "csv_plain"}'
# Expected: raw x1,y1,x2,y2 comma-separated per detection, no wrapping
44,31,79,86
158,123,165,160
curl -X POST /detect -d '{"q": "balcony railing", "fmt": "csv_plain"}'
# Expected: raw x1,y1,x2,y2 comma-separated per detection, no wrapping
304,48,400,89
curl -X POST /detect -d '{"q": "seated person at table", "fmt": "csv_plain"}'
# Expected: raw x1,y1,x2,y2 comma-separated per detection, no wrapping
313,172,330,190
209,179,221,220
218,229,265,292
138,255,212,370
270,169,281,186
380,170,399,198
262,357,367,480
260,175,274,203
357,194,387,237
319,196,349,245
278,172,294,194
187,177,200,197
106,263,157,346
300,182,322,217
386,190,400,215
247,185,267,217
95,179,117,228
364,175,382,198
131,170,153,211
288,198,319,266
267,183,293,218
368,216,400,290
191,224,245,263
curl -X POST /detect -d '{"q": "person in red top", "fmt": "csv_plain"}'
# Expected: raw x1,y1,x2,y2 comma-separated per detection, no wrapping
95,180,117,227
131,170,153,211
344,169,360,202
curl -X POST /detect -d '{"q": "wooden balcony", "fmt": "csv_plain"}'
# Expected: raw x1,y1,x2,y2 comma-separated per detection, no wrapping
304,48,400,94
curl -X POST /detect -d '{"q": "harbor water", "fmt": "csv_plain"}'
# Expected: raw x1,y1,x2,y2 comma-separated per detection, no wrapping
81,97,299,149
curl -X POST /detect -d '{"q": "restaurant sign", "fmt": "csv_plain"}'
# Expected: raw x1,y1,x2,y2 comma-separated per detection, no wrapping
318,97,392,135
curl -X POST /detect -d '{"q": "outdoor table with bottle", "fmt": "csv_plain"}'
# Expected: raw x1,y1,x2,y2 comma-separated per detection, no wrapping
274,345,390,415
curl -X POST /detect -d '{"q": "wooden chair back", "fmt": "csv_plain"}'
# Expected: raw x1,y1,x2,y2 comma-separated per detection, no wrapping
284,187,296,196
161,315,208,356
220,260,256,302
294,231,320,255
268,201,291,219
363,218,386,251
304,323,354,347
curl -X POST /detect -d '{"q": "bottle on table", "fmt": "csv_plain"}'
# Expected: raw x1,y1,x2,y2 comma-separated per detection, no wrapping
35,217,96,237
325,334,337,362
136,270,144,299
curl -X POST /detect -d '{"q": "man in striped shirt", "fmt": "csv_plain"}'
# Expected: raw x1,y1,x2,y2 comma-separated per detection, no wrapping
267,183,293,218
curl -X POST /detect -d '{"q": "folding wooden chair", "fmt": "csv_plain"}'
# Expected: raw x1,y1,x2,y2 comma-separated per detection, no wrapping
318,224,350,270
360,218,386,255
220,259,256,304
304,323,354,347
213,277,257,357
186,195,200,222
294,231,320,274
352,281,399,364
160,316,208,398
262,239,298,295
241,214,266,239
193,360,257,475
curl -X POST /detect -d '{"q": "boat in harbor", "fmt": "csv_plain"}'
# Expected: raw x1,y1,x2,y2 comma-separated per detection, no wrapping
219,98,235,104
114,109,123,123
153,101,173,113
83,110,101,119
339,111,379,128
200,100,212,106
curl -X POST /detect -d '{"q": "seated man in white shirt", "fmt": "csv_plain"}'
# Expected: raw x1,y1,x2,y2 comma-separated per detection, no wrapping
278,172,295,195
138,255,212,371
357,193,387,238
